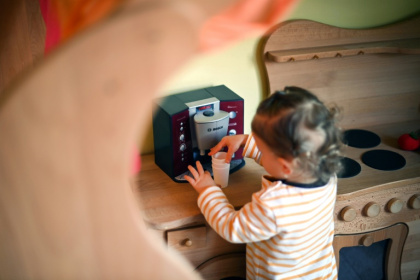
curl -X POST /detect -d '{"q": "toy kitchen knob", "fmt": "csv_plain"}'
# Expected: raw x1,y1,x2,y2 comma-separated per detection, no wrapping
386,198,403,213
408,194,420,209
363,202,380,217
360,235,374,247
340,206,357,222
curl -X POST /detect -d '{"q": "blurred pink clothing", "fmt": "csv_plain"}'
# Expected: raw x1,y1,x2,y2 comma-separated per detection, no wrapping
199,0,299,51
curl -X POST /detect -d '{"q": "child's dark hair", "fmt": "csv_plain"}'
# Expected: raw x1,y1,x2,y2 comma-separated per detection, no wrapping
251,86,343,182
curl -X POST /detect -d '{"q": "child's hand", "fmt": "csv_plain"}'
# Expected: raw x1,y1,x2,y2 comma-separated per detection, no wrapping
184,161,217,194
208,134,249,163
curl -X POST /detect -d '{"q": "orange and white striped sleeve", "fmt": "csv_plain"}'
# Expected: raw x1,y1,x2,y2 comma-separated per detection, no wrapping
197,186,277,244
242,133,262,165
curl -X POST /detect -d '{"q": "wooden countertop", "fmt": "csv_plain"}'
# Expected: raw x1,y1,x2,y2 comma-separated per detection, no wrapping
135,121,420,231
135,155,264,230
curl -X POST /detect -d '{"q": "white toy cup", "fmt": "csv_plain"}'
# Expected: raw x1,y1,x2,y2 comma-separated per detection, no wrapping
211,152,230,188
212,152,229,164
212,164,230,188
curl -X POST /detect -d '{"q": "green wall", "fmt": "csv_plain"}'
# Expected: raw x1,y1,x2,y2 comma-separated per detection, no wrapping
141,0,420,154
290,0,420,28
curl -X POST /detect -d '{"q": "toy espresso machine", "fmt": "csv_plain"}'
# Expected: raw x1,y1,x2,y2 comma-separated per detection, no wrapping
152,85,245,182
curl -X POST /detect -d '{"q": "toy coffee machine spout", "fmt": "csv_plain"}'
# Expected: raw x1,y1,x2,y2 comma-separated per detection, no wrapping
152,85,245,182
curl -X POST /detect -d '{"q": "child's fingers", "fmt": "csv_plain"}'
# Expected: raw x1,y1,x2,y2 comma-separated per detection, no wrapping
208,147,219,156
195,161,205,175
225,150,234,163
184,175,195,186
208,138,227,156
187,165,199,179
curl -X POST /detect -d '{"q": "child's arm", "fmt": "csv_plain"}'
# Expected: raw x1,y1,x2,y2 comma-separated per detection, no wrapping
208,134,248,163
197,187,277,244
185,161,276,243
242,133,262,165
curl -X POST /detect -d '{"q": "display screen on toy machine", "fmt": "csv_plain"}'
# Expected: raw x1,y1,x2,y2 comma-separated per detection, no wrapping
196,104,214,112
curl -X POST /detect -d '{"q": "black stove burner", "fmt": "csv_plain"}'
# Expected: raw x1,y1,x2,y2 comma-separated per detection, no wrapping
339,129,406,177
343,129,381,149
338,157,362,178
361,149,406,171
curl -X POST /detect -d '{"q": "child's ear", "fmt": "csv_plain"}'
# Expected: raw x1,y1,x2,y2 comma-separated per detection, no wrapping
277,157,293,176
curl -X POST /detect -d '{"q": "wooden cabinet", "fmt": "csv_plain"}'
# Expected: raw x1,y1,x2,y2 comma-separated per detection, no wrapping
333,223,408,279
166,225,246,279
332,180,420,279
196,252,246,280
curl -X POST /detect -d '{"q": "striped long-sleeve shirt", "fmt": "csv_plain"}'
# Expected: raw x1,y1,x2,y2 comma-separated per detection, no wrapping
198,134,338,279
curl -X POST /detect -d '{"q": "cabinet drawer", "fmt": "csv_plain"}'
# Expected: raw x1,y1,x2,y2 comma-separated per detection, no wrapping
167,226,207,251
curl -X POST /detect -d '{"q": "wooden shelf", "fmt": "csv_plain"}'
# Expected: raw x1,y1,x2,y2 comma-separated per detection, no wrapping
267,38,420,62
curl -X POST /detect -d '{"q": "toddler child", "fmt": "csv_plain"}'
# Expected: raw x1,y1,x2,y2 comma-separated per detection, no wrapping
185,86,342,280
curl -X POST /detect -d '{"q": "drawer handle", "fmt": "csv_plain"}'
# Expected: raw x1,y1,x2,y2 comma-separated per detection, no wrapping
183,238,193,247
360,235,374,247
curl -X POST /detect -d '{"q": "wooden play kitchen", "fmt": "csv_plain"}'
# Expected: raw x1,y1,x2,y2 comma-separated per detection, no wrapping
137,16,420,279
